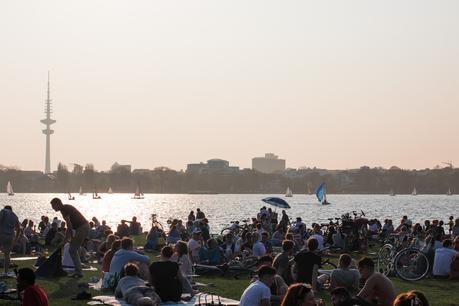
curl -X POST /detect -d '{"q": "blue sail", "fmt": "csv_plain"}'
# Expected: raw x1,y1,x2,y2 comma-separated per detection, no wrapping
315,183,326,203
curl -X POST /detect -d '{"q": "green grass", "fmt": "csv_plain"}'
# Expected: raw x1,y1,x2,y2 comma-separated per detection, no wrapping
1,236,458,306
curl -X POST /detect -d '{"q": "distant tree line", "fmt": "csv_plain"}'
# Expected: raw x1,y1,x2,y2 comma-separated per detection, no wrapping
0,164,458,194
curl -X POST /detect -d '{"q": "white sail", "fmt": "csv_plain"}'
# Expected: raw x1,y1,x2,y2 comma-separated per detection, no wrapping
412,187,417,196
285,187,293,197
447,188,452,196
390,189,395,196
108,187,113,194
79,186,84,196
6,181,14,196
133,185,144,199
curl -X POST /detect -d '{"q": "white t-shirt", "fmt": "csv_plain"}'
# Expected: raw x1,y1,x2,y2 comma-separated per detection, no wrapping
311,234,325,250
252,241,266,257
187,238,201,258
240,280,271,306
433,247,458,276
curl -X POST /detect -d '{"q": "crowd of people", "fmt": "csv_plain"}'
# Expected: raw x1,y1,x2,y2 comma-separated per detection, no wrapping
0,199,458,306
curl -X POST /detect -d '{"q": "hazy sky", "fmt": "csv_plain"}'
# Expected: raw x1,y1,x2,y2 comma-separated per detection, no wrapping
1,1,458,172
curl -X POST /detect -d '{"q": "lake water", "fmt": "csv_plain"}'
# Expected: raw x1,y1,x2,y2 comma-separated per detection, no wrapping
1,193,457,233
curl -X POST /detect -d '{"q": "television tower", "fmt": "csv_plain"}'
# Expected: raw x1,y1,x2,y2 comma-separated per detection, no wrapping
40,72,56,174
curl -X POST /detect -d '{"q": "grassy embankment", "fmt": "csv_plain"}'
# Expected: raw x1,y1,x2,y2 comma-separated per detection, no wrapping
1,235,458,306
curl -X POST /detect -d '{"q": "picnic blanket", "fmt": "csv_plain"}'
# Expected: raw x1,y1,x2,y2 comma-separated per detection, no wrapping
63,266,98,272
89,293,239,306
11,256,39,261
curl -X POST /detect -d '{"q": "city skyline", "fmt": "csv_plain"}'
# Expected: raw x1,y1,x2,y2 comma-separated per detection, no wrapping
1,1,458,171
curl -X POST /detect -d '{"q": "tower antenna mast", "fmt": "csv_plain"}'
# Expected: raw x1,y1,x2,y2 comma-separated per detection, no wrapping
40,71,56,174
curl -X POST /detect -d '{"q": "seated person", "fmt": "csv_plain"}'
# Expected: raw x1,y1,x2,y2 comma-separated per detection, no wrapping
87,221,99,240
258,256,287,306
24,220,36,239
293,238,321,291
240,265,276,306
252,232,267,258
149,246,194,302
329,254,360,291
117,220,130,237
144,226,160,251
393,290,429,306
166,225,181,244
357,257,396,306
271,227,285,247
128,217,142,235
38,216,49,235
115,263,160,306
109,237,150,278
206,238,223,265
13,229,29,255
50,227,65,247
332,231,345,249
220,233,236,261
98,234,117,257
330,287,353,306
273,240,294,285
44,222,58,246
171,241,193,282
17,268,49,306
432,239,458,277
97,220,111,238
187,229,202,263
311,224,325,250
102,239,121,273
261,232,273,254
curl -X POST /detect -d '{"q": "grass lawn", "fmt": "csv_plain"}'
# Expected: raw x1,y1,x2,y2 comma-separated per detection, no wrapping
1,235,458,306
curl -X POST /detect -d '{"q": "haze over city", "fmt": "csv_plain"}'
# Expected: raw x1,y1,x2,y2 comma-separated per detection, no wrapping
1,1,458,172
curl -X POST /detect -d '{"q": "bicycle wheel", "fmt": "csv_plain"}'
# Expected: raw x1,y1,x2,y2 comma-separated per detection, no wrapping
377,244,394,276
220,227,232,236
394,248,429,281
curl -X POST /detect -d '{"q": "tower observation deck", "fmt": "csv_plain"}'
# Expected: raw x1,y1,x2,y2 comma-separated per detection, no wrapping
40,72,56,174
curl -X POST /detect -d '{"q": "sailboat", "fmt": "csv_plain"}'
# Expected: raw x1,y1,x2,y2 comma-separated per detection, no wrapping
307,185,312,195
389,189,395,196
108,187,113,194
411,187,417,196
315,183,330,205
6,181,14,196
92,189,101,199
285,187,293,197
447,188,452,196
133,185,144,199
68,192,75,200
79,187,85,196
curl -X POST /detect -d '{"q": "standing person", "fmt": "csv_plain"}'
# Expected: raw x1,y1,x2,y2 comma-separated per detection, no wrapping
17,267,49,306
357,257,396,306
0,205,21,276
50,198,89,278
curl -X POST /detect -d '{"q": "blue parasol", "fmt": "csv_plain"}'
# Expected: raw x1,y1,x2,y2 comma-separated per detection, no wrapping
262,197,291,209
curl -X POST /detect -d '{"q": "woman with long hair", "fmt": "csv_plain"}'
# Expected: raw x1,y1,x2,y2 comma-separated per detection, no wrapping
393,290,429,306
280,284,320,306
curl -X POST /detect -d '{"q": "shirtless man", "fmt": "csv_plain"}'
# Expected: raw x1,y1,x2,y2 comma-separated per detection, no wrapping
50,198,89,278
357,257,396,306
